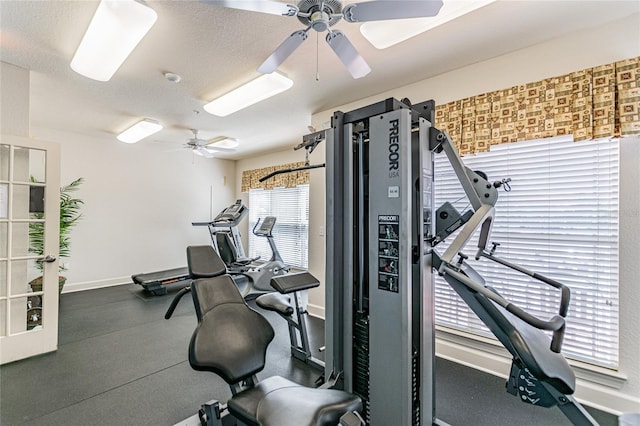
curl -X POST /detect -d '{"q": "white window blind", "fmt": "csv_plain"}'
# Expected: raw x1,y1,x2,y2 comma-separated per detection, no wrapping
434,136,619,368
248,185,310,269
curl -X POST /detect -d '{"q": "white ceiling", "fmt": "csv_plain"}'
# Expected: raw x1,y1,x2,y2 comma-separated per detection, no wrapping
1,1,639,160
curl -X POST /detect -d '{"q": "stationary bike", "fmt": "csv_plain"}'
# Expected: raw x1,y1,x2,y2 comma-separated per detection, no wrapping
216,216,290,299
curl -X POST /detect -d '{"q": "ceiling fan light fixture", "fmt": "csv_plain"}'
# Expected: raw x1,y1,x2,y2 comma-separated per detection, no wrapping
360,0,495,49
117,119,162,143
207,137,239,149
203,72,294,117
70,0,158,81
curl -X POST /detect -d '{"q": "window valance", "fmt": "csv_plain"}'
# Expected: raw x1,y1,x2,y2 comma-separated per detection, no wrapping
435,56,639,155
241,161,309,192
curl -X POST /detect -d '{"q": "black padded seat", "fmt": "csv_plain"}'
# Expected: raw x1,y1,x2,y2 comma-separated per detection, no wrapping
228,376,362,426
185,245,362,425
443,266,576,395
256,292,294,316
478,296,575,395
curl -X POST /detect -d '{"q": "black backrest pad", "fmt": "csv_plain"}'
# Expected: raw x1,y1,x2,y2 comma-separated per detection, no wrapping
216,232,238,265
187,245,227,278
442,272,576,395
189,275,275,384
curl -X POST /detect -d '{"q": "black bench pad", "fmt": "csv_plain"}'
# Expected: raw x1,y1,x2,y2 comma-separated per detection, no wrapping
270,272,320,294
228,376,362,426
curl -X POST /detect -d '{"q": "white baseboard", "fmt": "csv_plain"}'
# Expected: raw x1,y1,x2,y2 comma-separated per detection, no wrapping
307,303,325,319
61,276,130,293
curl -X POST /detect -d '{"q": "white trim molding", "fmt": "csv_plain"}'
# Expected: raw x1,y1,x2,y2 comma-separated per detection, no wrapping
61,277,130,294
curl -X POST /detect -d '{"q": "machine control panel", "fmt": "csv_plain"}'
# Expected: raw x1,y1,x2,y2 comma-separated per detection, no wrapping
378,215,400,293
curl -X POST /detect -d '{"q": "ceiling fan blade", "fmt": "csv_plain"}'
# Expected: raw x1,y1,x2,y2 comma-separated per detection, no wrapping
202,1,298,17
342,0,444,22
258,30,308,74
204,145,236,153
325,30,371,79
193,146,216,158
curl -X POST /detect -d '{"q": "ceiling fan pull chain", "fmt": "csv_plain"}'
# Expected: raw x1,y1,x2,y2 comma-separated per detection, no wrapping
316,31,320,81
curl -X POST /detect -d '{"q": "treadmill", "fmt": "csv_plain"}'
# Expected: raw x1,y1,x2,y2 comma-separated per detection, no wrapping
132,200,249,296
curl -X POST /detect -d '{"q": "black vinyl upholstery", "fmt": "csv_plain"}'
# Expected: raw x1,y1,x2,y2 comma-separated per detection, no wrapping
187,245,227,278
189,276,275,383
443,266,576,395
270,272,320,294
255,292,294,316
228,376,362,426
216,232,253,267
185,245,362,425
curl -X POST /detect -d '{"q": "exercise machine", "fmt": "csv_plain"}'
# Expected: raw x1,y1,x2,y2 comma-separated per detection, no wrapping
131,199,250,296
194,202,290,299
132,266,191,296
324,97,597,425
132,201,286,298
240,216,290,294
192,199,258,272
166,245,363,426
256,272,325,371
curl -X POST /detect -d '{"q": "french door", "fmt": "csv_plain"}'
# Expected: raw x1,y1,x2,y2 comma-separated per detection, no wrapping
0,134,60,364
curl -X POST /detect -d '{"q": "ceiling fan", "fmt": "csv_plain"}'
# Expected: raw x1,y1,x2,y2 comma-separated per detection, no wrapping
185,129,236,158
206,0,444,79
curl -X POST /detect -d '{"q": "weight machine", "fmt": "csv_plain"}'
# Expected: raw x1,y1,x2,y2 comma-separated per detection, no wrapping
324,97,598,425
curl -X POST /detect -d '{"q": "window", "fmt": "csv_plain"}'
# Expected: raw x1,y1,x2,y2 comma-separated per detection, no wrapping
434,136,619,368
248,185,310,269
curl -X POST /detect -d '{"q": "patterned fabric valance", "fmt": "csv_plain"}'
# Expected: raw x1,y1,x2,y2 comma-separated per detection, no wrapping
435,56,639,155
241,161,309,192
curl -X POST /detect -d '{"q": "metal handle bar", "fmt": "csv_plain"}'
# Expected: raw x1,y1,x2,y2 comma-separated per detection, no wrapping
165,287,191,319
437,259,567,353
477,250,571,319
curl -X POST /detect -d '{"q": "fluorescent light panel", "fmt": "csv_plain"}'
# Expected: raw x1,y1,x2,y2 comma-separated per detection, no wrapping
204,73,293,117
117,119,162,143
360,0,496,49
71,0,157,81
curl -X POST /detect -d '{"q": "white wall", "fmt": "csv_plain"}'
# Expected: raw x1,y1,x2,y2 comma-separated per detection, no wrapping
31,126,236,292
291,13,638,415
1,62,30,137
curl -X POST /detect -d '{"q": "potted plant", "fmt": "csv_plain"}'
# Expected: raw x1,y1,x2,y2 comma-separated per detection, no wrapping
29,177,84,294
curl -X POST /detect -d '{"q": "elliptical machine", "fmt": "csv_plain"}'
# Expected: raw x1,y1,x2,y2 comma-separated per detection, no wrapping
193,201,289,299
237,216,290,297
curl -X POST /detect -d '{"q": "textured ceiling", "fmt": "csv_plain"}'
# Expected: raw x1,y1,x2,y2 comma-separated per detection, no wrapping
1,1,639,159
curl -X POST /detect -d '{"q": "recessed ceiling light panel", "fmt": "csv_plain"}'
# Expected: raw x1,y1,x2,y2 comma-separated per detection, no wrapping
203,72,294,117
360,0,495,49
117,119,162,143
71,0,158,81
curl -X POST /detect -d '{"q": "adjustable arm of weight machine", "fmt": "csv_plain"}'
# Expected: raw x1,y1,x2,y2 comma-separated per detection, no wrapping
430,128,499,263
430,128,570,352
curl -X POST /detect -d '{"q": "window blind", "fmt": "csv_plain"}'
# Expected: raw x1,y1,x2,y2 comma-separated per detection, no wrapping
434,136,620,368
248,185,310,269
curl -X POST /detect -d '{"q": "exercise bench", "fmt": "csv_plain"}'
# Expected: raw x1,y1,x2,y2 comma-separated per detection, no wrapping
167,245,362,426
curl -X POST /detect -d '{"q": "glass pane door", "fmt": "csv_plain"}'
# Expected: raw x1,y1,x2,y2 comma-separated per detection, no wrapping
0,135,60,364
